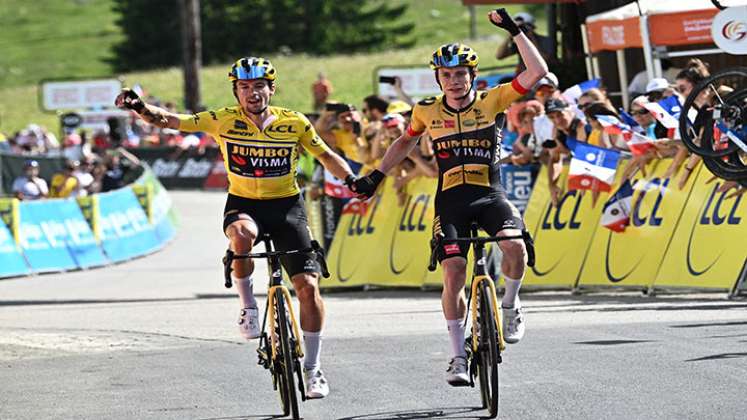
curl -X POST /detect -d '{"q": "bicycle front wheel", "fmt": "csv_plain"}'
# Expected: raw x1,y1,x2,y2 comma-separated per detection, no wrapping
275,294,300,419
476,281,500,418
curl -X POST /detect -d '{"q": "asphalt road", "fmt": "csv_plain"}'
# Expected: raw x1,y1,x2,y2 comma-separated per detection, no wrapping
1,191,746,420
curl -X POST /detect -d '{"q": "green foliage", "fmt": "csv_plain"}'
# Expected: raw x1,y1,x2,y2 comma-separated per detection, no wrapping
110,0,181,71
111,0,414,71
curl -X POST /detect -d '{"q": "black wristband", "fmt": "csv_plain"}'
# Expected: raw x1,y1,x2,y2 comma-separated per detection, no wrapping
344,174,356,187
369,169,386,184
495,8,521,37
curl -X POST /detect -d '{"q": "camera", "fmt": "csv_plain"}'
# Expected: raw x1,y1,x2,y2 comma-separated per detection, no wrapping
379,76,397,85
325,102,352,114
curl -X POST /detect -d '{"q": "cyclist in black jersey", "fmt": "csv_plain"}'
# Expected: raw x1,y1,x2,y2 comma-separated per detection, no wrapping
351,9,548,386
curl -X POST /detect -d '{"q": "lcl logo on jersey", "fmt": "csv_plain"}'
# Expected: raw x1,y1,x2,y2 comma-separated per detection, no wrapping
266,124,297,134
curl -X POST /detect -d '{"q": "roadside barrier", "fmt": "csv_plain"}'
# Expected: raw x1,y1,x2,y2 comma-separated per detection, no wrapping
0,167,177,278
323,160,746,295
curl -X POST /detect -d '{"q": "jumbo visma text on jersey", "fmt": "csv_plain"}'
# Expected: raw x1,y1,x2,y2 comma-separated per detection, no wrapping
177,106,331,200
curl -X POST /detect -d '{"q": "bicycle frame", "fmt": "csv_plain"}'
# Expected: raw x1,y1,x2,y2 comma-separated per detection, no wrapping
222,237,330,362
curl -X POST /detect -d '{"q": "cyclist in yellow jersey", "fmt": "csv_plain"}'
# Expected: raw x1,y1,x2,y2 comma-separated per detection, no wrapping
351,9,548,386
115,57,358,399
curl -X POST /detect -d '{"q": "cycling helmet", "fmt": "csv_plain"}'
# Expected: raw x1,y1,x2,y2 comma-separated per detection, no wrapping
429,43,479,70
228,57,277,82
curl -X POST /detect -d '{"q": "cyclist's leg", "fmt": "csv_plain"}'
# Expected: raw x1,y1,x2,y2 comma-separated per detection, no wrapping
270,196,327,379
276,195,329,398
434,209,471,381
478,193,527,343
223,194,263,340
223,195,262,307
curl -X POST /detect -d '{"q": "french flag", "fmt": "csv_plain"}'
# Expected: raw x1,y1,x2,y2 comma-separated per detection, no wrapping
566,139,620,192
601,180,634,233
562,79,602,103
341,198,369,215
595,114,632,135
618,109,644,133
595,114,655,156
643,96,681,139
626,132,656,156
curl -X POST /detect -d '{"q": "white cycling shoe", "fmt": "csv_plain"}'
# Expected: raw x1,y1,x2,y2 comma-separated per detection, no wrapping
502,305,525,344
304,369,329,399
446,356,470,386
238,307,260,340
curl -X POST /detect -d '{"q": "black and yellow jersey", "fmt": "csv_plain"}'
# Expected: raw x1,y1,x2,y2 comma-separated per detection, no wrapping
407,79,527,203
178,105,331,200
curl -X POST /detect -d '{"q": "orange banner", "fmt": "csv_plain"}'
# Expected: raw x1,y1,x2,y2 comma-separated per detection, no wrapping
649,9,717,47
586,17,642,53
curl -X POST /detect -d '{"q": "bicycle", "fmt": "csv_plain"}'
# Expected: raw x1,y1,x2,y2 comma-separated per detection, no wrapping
427,224,535,419
222,235,330,420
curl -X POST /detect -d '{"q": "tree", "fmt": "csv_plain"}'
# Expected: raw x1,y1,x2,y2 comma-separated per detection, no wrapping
110,0,413,72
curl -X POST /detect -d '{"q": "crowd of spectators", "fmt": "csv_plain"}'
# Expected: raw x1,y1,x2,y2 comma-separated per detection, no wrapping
2,25,740,206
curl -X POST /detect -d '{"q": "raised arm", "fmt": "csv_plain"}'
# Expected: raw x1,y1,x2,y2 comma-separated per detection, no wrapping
488,9,548,88
114,88,182,130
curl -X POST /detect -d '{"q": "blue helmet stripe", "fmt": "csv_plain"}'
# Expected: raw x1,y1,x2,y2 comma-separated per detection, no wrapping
234,66,267,80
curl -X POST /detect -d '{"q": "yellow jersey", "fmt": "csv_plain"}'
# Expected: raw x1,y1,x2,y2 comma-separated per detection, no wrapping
178,106,331,200
49,174,78,198
407,80,526,202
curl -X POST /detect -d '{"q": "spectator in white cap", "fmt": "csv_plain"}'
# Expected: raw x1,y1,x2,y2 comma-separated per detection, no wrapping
496,12,557,74
12,160,49,201
533,72,561,105
645,77,671,102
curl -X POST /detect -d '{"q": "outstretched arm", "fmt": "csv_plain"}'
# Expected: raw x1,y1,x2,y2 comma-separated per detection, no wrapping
488,9,548,88
115,88,182,129
377,132,420,175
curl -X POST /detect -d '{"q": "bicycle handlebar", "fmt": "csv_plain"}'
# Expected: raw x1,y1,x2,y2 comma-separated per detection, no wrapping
222,240,330,288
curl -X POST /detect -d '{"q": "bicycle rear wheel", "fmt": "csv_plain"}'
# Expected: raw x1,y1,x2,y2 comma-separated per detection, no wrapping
275,294,300,419
476,281,500,418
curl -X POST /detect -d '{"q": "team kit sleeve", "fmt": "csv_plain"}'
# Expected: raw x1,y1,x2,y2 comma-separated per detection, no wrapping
486,79,530,114
406,104,427,137
177,110,220,135
299,114,333,158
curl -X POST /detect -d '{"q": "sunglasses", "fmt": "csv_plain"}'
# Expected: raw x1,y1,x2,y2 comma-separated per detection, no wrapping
630,109,649,116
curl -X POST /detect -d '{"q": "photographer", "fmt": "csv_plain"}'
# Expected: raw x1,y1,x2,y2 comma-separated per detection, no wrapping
315,102,367,170
496,12,556,74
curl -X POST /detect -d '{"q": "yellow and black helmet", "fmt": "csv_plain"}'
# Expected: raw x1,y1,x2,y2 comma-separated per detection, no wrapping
228,57,277,82
429,43,479,70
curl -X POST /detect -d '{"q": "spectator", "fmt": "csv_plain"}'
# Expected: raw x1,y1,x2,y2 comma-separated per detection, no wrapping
584,102,621,149
316,105,367,171
312,72,333,112
74,157,96,196
675,58,711,105
101,148,141,192
361,95,389,122
389,77,415,107
533,72,561,105
496,12,557,74
644,78,671,103
511,101,544,166
628,59,682,98
12,160,48,201
545,98,587,205
49,160,81,198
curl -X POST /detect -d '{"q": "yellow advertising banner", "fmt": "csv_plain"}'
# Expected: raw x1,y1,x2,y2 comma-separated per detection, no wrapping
653,165,747,291
375,177,436,287
0,198,20,243
324,178,402,288
522,165,605,288
577,158,699,289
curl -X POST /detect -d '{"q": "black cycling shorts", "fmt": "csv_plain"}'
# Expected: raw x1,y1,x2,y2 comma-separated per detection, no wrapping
223,193,320,277
433,192,525,262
